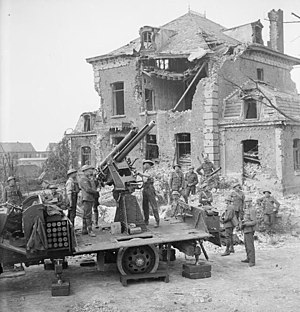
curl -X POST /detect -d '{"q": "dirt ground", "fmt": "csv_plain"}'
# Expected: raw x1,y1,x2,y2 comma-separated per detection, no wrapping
1,233,300,312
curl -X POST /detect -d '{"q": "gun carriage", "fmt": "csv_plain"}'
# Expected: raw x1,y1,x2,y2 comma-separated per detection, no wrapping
0,121,220,294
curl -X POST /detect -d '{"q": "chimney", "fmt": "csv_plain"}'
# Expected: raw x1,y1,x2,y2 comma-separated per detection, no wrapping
267,9,284,53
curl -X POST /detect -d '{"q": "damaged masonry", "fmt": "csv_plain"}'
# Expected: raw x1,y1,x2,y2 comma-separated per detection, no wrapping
67,9,300,195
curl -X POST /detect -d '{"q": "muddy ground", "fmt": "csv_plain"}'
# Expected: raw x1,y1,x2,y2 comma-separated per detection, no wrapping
1,233,300,312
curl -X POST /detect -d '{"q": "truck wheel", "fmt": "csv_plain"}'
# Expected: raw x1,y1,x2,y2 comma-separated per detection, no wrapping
117,244,159,275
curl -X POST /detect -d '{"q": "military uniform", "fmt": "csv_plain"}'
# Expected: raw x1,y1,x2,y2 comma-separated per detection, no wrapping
196,160,216,177
241,201,257,267
257,192,280,231
199,189,213,206
66,171,80,225
79,167,98,235
230,186,245,220
3,184,23,206
221,198,235,256
142,167,160,226
185,170,198,197
169,169,188,203
91,177,100,227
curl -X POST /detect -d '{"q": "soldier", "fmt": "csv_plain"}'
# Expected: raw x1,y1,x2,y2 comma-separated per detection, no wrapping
241,198,257,267
169,164,188,203
47,185,64,208
2,176,23,206
196,156,216,179
185,166,198,198
257,191,280,232
78,165,98,236
221,196,235,256
230,183,245,221
198,183,213,206
137,160,160,227
65,168,80,225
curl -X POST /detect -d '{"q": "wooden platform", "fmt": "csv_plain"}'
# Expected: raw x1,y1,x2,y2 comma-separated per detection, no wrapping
120,270,169,286
74,218,210,256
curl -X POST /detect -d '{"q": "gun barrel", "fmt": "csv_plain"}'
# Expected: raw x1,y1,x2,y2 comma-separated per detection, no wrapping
114,120,156,163
98,129,137,170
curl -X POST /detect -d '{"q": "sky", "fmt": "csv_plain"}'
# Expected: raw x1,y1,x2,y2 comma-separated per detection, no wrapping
0,0,299,151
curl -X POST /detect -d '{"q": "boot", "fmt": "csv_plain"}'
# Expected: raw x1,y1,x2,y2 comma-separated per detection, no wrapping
82,219,88,235
88,227,96,237
241,259,249,263
229,246,235,253
221,242,231,256
221,249,230,256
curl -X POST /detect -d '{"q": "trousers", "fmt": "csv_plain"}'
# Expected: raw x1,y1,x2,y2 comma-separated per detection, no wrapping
244,231,255,264
264,213,276,228
224,227,234,251
142,186,159,224
82,200,93,232
67,193,78,225
185,185,196,197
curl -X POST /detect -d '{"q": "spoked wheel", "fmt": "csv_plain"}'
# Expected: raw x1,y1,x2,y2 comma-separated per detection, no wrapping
117,244,159,275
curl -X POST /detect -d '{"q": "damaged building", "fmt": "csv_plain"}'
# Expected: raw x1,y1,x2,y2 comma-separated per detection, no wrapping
68,9,300,194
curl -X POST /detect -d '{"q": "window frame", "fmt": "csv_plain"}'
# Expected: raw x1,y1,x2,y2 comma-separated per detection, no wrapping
243,98,258,120
293,139,300,171
112,82,125,116
81,146,91,166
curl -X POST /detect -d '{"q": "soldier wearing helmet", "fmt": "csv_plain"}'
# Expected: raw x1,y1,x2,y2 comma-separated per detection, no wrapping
136,160,160,228
198,183,213,206
2,176,23,206
65,168,80,225
220,195,236,256
241,197,257,267
230,183,245,221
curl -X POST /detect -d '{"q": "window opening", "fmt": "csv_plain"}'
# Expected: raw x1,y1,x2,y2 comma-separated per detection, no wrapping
257,68,264,81
143,31,152,49
243,139,260,178
112,82,124,115
83,115,91,132
176,133,191,170
145,89,154,111
155,59,169,70
146,134,159,160
81,146,91,166
244,99,257,119
112,137,124,147
293,139,300,171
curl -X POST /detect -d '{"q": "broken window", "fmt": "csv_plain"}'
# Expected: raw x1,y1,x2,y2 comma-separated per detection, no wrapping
81,146,91,166
112,137,124,147
176,133,191,169
244,99,257,119
257,68,264,81
254,25,263,44
83,114,91,132
145,88,154,111
146,134,159,160
112,82,125,116
243,140,261,178
293,139,300,171
155,59,169,70
143,31,152,49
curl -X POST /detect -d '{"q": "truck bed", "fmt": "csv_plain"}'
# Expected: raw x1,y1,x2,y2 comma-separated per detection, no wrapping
74,218,210,255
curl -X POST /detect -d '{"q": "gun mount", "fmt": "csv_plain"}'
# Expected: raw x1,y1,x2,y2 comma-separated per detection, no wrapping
96,120,156,193
95,121,156,233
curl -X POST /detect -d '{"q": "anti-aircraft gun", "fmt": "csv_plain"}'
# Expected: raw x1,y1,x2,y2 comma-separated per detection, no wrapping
95,120,156,234
0,120,221,295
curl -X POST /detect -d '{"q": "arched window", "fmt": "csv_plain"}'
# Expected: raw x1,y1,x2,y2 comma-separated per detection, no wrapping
81,146,91,166
83,114,91,132
293,139,300,171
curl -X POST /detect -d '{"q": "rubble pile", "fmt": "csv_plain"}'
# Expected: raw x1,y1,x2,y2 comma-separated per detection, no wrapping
243,162,262,179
